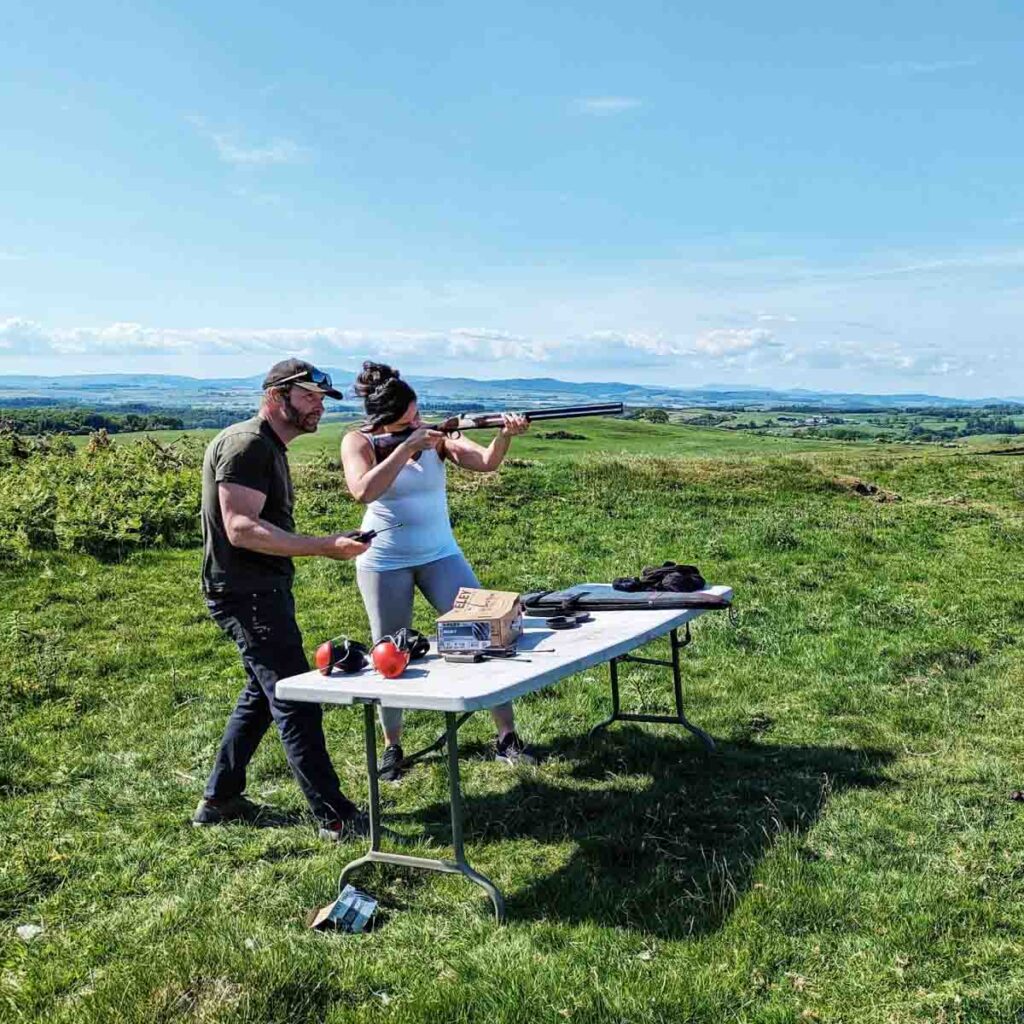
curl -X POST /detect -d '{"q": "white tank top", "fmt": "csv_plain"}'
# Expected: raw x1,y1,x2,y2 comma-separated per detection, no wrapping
355,439,461,572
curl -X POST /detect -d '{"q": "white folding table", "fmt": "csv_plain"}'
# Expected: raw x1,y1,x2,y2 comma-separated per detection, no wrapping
277,584,732,921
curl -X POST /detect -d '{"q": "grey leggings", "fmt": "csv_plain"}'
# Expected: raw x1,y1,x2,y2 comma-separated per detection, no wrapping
356,553,513,738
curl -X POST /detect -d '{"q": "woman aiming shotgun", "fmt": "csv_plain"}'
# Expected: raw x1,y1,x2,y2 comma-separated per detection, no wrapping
340,361,537,782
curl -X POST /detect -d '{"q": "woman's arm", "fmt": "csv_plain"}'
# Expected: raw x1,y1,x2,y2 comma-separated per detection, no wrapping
442,414,529,473
341,427,445,503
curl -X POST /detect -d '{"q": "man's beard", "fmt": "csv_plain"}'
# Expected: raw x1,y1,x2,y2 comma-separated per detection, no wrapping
282,392,321,433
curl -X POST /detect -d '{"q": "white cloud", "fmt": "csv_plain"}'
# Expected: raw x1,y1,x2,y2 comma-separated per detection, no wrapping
694,328,776,357
854,250,1024,279
0,318,980,386
213,136,305,165
0,319,722,373
572,97,641,116
0,320,554,363
861,59,977,75
187,116,307,165
783,340,973,378
755,312,797,324
447,328,550,361
231,186,288,208
0,318,51,353
583,330,691,357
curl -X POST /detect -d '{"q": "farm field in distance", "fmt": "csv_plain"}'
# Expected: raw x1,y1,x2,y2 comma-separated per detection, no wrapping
51,406,1024,463
61,415,856,462
664,408,1024,446
2,415,1024,1023
22,400,1023,462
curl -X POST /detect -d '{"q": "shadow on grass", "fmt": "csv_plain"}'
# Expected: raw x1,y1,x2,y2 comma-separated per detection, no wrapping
403,729,893,939
191,806,308,830
251,807,308,828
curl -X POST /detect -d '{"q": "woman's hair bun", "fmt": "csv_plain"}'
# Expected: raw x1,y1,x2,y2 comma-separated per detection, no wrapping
353,361,400,398
356,360,417,428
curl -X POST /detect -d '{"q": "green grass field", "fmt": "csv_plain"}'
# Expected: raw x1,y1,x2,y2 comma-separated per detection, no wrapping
3,422,1024,1022
79,415,854,462
73,412,1024,461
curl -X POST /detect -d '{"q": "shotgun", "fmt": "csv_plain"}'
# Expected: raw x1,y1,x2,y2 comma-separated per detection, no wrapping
367,401,624,461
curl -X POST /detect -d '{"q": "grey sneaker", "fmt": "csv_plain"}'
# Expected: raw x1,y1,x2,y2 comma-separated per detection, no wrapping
318,811,372,843
192,795,266,827
378,744,405,784
495,731,539,766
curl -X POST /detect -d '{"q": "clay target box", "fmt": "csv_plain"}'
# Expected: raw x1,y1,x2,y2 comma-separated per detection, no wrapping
436,587,523,654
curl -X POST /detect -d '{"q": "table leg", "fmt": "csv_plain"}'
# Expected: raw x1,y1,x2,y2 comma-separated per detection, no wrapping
444,712,505,922
589,655,621,736
337,707,506,923
670,626,716,751
396,711,474,771
337,703,382,888
590,624,715,750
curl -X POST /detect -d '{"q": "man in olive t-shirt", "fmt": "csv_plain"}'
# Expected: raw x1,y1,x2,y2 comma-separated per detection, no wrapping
193,359,369,841
201,415,298,594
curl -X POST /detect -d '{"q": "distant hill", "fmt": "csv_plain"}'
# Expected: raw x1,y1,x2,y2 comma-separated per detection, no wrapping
0,372,1016,411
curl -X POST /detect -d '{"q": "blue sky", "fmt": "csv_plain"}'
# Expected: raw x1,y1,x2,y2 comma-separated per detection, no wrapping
1,1,1022,396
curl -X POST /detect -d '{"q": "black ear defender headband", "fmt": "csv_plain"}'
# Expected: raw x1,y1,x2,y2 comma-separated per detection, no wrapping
380,627,431,660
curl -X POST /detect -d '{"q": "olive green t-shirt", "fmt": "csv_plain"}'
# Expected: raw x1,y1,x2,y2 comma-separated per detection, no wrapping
201,416,295,595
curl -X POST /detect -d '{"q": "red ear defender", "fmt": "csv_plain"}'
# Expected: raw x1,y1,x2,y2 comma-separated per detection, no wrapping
315,637,369,675
315,640,336,674
371,639,411,679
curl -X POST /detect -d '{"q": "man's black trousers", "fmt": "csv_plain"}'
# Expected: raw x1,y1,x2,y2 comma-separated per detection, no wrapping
203,587,356,824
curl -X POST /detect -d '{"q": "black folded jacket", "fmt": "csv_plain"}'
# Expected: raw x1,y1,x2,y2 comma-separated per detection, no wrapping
612,561,706,594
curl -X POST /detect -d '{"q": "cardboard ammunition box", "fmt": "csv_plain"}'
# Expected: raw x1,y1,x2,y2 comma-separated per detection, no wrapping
307,885,378,933
436,588,523,654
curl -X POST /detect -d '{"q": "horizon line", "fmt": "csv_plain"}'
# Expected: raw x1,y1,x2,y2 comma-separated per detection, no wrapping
0,370,1018,404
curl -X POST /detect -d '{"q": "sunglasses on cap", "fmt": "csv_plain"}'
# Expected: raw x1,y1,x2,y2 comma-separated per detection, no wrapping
263,366,334,390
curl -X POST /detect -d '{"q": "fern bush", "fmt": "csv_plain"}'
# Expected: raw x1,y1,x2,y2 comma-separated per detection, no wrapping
0,431,203,558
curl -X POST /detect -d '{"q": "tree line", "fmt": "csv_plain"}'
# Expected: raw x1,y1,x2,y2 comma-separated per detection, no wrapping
906,415,1023,440
0,404,254,435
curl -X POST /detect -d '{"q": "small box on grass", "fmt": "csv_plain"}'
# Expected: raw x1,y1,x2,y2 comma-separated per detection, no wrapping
436,588,522,655
308,885,377,933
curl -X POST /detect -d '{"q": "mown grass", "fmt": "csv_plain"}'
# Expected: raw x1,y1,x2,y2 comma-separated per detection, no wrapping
2,433,1024,1023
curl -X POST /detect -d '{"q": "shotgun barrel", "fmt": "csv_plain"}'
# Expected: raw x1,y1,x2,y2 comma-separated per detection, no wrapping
448,401,624,432
364,401,625,463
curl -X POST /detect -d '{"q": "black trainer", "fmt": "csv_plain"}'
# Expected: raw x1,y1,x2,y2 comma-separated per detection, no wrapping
494,731,539,766
378,743,405,784
318,811,372,843
192,794,266,827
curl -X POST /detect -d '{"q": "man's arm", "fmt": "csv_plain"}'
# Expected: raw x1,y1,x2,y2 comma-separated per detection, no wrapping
218,482,367,560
